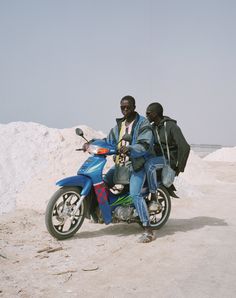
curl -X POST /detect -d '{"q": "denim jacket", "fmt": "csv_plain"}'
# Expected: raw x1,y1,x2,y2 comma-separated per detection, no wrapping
106,113,153,170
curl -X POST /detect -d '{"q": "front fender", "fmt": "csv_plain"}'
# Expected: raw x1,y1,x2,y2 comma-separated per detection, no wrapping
56,175,92,196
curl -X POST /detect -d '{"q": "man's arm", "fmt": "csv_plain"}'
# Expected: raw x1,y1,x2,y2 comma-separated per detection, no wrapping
129,121,154,158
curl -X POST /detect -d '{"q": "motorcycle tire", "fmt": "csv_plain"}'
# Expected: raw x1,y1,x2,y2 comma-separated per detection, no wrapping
149,185,171,230
45,186,85,240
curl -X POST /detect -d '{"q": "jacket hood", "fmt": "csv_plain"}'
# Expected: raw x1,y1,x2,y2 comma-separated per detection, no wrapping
159,116,177,126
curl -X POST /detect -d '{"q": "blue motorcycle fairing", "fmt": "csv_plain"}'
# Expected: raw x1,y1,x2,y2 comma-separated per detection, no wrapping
56,175,92,196
78,156,106,184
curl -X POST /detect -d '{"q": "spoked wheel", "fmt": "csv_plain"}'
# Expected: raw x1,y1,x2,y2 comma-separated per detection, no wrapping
148,186,171,230
45,187,85,240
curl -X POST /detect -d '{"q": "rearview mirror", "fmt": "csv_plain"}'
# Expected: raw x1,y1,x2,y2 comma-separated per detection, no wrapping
75,128,84,136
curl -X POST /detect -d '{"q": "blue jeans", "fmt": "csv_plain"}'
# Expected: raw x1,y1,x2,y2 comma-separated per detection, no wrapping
129,168,149,226
144,156,165,193
104,166,150,226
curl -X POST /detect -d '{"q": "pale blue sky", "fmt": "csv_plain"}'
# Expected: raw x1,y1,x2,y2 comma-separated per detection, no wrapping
1,0,236,145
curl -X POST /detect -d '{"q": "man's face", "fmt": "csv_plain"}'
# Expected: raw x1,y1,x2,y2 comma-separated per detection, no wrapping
120,99,135,118
146,108,156,123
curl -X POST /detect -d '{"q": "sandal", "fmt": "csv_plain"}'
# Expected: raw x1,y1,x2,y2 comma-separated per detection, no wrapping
138,228,154,243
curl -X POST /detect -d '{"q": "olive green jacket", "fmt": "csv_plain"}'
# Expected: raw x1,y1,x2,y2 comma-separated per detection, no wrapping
152,116,190,173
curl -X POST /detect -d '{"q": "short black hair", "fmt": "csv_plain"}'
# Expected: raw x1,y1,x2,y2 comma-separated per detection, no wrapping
148,102,163,117
120,95,136,107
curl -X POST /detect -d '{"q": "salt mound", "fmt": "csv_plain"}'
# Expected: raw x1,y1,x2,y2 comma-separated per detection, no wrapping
204,146,236,162
175,150,218,198
174,176,202,199
0,122,106,214
179,150,215,185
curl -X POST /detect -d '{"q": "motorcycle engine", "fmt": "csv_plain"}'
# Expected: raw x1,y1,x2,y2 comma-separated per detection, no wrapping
113,206,136,221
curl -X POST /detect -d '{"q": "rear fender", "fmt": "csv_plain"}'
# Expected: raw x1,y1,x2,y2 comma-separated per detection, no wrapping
56,175,92,196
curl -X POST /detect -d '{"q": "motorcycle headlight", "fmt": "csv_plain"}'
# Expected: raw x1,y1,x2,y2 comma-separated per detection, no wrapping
88,145,109,155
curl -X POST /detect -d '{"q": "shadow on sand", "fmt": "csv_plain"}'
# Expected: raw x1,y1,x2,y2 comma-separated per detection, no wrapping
72,216,228,240
156,216,228,238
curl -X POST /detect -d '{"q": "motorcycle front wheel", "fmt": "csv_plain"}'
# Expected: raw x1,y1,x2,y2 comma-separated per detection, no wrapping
45,187,85,240
149,185,171,230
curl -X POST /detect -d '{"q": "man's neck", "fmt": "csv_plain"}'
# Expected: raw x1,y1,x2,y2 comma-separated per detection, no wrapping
125,112,136,124
154,116,163,126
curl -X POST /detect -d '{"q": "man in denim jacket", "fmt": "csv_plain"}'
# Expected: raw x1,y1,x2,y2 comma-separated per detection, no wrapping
105,95,154,243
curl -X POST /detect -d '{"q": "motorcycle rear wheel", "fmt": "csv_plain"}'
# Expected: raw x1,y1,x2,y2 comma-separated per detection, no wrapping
45,187,85,240
149,186,171,230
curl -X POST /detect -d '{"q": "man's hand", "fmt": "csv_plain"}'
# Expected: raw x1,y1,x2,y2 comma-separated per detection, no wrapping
119,145,130,155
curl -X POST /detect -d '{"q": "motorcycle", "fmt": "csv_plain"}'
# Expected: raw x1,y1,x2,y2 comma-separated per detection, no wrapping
45,128,171,240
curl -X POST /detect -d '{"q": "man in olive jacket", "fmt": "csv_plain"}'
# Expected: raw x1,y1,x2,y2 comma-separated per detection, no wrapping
145,102,190,196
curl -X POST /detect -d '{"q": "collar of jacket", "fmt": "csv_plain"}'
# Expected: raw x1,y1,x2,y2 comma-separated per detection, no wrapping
116,112,139,130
